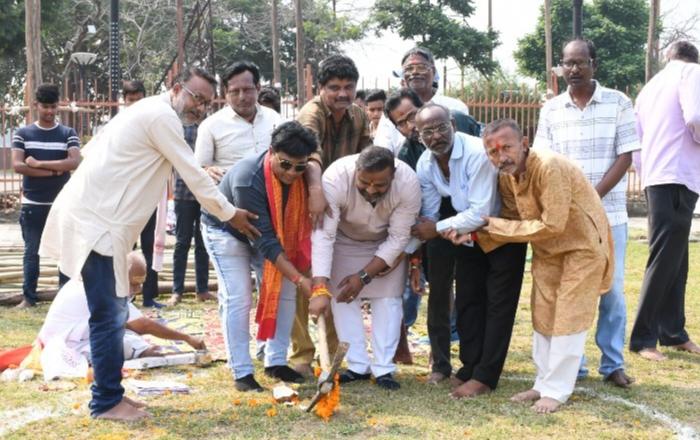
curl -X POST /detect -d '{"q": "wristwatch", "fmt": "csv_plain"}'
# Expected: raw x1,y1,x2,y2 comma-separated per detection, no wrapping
358,269,372,286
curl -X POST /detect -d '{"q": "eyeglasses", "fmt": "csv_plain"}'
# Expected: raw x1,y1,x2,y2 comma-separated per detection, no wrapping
396,110,416,128
277,155,308,173
560,59,592,70
419,122,451,139
402,63,432,76
226,87,257,97
182,84,211,107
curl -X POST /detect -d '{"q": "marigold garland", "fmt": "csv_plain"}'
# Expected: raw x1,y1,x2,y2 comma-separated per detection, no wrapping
313,366,340,421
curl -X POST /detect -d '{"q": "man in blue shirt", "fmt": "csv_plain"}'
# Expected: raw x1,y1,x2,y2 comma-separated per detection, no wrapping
411,104,526,397
12,83,81,308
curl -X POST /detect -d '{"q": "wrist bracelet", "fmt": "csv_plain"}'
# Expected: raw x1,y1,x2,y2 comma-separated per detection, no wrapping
291,274,303,287
311,284,332,299
409,257,421,265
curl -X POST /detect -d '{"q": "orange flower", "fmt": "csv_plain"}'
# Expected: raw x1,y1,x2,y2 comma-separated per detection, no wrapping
314,373,340,421
232,399,242,406
247,398,259,407
266,407,278,417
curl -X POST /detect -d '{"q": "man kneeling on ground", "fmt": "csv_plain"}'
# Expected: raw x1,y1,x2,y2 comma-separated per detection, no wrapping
38,251,206,374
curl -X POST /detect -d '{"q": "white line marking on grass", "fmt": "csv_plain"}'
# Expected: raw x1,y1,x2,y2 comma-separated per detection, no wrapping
574,388,698,440
504,375,698,439
0,406,60,437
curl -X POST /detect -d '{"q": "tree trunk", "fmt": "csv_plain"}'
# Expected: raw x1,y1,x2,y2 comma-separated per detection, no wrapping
25,0,42,123
573,0,583,38
545,0,553,91
645,0,660,82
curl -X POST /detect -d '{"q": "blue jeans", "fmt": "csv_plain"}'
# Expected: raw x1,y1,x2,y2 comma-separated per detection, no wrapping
580,223,627,378
81,251,129,417
402,270,424,328
202,225,295,379
20,204,68,304
173,200,209,294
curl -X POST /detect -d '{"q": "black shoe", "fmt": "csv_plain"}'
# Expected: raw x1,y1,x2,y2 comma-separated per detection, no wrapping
143,300,166,309
375,373,400,390
235,374,264,392
264,365,305,383
339,369,371,384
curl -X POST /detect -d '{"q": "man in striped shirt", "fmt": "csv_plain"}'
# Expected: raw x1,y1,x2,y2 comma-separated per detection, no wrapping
534,39,640,388
12,83,81,308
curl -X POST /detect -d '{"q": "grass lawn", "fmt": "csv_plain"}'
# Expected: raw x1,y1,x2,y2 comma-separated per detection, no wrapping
1,235,699,439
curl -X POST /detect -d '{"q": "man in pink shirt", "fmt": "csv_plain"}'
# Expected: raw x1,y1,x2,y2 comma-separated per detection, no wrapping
631,41,700,360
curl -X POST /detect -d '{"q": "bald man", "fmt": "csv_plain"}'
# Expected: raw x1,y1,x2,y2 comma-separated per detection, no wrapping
38,251,205,377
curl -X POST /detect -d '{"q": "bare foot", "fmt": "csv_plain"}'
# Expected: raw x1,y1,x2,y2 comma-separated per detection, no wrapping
167,294,182,307
637,348,667,361
197,291,217,302
94,399,151,421
511,389,540,403
451,379,492,399
672,341,700,354
15,299,35,309
123,395,147,409
427,372,448,385
449,376,465,388
532,397,562,414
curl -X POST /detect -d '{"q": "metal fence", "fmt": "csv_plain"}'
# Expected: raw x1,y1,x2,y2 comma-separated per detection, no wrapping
0,91,643,200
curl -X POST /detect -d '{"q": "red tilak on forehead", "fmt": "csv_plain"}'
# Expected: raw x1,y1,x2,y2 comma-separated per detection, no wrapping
491,142,504,153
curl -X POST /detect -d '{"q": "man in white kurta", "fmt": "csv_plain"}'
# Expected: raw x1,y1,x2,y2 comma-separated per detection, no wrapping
310,146,421,390
39,67,259,421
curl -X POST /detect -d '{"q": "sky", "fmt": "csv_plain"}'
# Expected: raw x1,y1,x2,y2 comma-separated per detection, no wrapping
339,0,700,91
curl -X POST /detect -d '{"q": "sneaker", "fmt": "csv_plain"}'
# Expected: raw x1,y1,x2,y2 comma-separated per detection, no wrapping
339,369,371,384
375,373,400,390
264,365,305,383
234,374,264,392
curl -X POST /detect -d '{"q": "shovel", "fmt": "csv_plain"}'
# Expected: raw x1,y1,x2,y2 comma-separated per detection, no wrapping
305,314,349,412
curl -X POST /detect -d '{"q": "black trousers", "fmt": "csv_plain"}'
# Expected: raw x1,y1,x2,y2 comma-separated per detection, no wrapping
139,210,159,305
454,242,526,389
630,184,698,351
172,199,209,294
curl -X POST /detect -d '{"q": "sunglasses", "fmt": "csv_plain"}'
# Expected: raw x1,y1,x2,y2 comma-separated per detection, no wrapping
277,155,308,173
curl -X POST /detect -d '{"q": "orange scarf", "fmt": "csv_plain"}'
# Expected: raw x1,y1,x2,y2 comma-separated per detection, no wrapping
256,152,312,340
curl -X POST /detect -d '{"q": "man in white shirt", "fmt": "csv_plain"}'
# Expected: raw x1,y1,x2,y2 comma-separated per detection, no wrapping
374,47,470,155
38,252,206,375
534,39,639,388
411,104,527,393
40,66,260,422
195,61,283,182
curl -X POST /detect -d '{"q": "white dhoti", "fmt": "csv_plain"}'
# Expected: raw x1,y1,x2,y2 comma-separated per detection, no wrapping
123,331,151,360
328,234,406,377
532,330,587,403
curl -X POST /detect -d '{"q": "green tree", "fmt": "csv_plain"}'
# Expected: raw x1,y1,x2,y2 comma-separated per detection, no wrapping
515,0,653,91
371,0,499,75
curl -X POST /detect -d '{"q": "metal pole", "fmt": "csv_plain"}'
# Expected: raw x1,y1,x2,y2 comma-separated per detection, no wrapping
109,0,121,115
487,0,493,60
573,0,583,38
295,0,305,105
271,0,281,87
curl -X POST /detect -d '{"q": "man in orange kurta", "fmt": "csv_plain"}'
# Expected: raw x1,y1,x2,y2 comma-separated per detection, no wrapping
452,119,613,414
